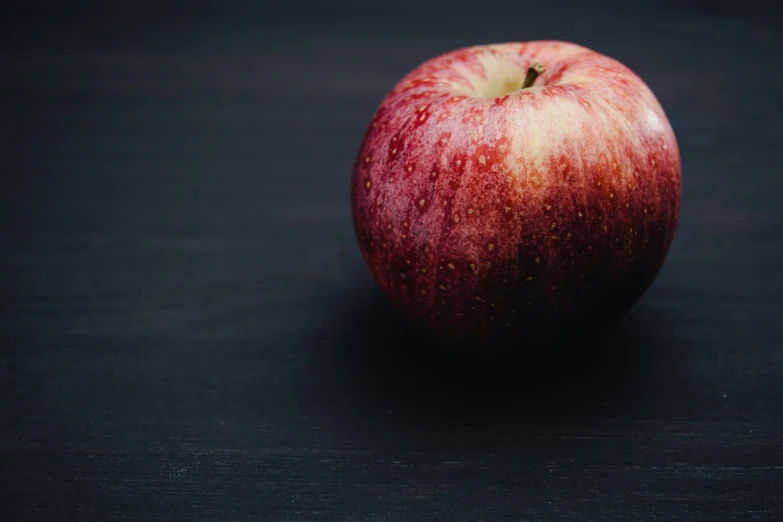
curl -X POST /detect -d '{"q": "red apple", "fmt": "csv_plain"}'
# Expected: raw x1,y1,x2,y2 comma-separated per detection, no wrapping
351,41,681,345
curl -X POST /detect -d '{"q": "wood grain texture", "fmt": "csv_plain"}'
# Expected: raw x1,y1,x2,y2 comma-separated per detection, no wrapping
1,2,782,520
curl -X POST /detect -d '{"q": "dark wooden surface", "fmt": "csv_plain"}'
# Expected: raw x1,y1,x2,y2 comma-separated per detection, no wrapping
1,2,783,520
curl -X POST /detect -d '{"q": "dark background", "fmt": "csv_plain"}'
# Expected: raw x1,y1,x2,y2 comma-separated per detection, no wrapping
2,0,783,520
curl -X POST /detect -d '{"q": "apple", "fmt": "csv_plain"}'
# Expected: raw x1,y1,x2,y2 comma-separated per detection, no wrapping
351,41,681,345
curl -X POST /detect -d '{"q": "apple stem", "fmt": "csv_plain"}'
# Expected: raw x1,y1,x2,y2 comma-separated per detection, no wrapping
522,62,545,89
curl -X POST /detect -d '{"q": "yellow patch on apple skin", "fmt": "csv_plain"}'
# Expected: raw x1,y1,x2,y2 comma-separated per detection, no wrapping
447,50,525,99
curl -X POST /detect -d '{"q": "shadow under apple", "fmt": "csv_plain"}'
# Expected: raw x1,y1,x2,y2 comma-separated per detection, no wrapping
312,281,672,428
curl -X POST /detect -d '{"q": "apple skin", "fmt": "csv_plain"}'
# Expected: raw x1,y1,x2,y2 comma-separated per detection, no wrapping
351,41,681,345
